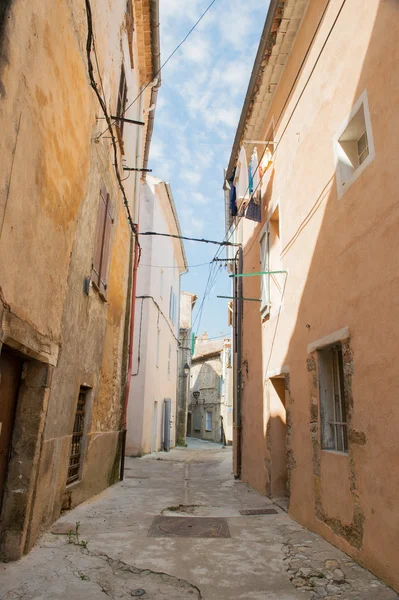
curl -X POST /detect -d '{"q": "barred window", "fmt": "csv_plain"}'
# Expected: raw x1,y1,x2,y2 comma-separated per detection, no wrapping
318,345,348,453
67,387,89,485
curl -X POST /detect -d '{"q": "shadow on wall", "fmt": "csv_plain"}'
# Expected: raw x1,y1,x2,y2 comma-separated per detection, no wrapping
257,1,399,591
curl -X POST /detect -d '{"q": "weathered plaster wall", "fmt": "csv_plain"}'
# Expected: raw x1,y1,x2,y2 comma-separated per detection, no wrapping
238,0,399,590
126,179,183,456
0,0,152,558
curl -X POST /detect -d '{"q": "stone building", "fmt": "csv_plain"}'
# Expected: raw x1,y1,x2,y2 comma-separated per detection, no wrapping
176,291,197,446
188,335,232,444
0,0,159,559
224,0,399,591
126,177,187,456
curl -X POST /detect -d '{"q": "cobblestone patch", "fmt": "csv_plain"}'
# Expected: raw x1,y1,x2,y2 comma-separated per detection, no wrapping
283,528,398,599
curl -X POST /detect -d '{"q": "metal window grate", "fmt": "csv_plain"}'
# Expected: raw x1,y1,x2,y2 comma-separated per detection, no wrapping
67,388,88,485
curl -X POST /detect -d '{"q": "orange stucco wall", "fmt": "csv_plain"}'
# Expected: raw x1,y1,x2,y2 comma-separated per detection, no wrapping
239,0,399,591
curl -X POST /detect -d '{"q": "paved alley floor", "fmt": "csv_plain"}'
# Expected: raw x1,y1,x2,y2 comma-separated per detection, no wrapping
1,440,398,600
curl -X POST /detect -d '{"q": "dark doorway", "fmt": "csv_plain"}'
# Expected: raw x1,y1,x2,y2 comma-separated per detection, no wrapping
269,376,288,499
0,348,22,509
186,412,192,437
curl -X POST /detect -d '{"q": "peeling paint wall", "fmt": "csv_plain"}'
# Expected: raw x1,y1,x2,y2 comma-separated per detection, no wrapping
0,0,154,559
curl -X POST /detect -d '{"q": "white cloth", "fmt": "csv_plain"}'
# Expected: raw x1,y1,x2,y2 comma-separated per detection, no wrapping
234,145,249,205
251,148,260,193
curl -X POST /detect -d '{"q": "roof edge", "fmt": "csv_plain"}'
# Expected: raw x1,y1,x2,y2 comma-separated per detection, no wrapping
225,0,280,181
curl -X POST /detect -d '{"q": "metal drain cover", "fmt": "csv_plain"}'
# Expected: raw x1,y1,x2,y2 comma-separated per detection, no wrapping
148,516,230,538
240,508,278,515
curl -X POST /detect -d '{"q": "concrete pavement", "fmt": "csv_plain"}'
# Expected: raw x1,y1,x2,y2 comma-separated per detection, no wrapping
0,440,397,599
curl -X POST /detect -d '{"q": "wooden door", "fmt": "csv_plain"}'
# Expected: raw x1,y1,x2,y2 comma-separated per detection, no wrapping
0,349,22,508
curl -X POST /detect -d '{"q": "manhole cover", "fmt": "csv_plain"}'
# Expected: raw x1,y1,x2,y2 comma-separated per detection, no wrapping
148,516,230,538
239,508,278,515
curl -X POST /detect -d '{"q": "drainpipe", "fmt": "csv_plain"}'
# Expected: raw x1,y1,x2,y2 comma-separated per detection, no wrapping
234,245,243,478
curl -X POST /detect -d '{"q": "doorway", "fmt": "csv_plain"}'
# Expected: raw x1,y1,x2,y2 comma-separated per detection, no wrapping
0,348,23,510
186,412,192,437
152,401,158,452
269,376,288,499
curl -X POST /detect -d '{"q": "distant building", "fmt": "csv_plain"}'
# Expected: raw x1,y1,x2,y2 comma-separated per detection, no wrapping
126,177,187,456
188,334,232,444
176,292,197,446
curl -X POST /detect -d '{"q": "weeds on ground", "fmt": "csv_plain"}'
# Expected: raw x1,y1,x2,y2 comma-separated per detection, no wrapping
67,522,89,548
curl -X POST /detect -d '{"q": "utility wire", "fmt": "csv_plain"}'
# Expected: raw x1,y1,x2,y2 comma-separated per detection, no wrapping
96,0,218,139
141,231,239,247
211,0,335,264
140,261,211,269
85,0,139,246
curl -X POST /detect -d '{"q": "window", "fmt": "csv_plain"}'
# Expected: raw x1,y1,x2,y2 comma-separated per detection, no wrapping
167,344,171,378
205,411,212,431
156,328,160,368
318,344,348,453
194,413,201,431
333,90,375,199
126,0,135,68
169,287,177,325
160,269,164,299
116,64,128,148
92,184,114,297
67,387,89,485
259,225,270,314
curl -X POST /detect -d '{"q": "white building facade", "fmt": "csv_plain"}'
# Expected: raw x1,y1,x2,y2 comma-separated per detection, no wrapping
126,177,187,456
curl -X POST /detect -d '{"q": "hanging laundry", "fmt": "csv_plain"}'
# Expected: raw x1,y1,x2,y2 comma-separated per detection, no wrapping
229,169,237,217
248,160,253,194
251,148,261,204
245,197,262,222
234,146,249,207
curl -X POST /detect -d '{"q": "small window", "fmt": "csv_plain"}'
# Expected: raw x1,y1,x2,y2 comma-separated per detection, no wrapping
318,344,348,453
67,387,89,485
259,225,270,314
160,269,164,299
205,411,212,431
116,64,128,149
333,90,375,198
156,328,160,368
194,413,201,431
167,344,171,378
126,0,135,69
169,287,176,324
92,184,114,298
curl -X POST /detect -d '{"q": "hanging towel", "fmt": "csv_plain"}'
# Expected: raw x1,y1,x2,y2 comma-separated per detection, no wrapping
234,146,249,206
251,148,261,204
245,197,262,222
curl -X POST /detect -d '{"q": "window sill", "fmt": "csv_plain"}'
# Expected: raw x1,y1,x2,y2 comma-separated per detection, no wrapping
321,449,349,457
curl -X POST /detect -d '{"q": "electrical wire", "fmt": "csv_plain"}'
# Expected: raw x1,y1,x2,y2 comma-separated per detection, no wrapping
96,0,218,140
85,0,139,249
241,0,347,259
211,0,336,264
140,261,211,269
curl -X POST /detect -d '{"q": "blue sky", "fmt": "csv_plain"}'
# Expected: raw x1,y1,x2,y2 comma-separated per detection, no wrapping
148,0,268,338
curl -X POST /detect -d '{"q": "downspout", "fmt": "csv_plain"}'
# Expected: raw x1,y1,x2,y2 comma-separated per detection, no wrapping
143,0,161,173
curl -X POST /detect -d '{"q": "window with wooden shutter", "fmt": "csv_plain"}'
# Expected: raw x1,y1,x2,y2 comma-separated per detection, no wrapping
92,184,114,298
126,0,135,69
116,64,128,151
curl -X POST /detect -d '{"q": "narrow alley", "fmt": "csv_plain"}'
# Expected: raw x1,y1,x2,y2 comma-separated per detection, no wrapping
0,441,396,600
